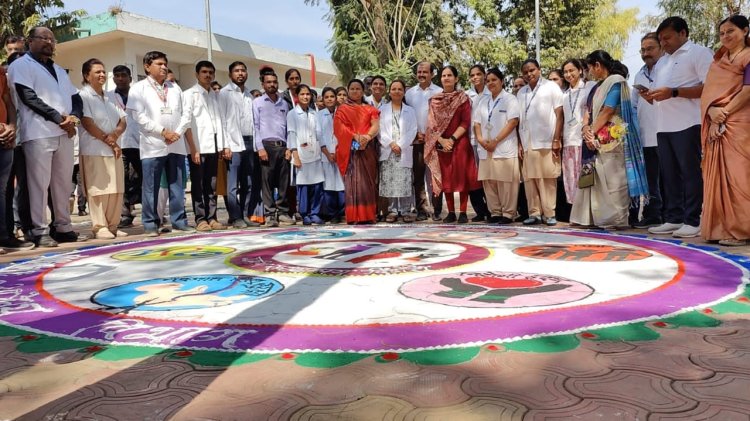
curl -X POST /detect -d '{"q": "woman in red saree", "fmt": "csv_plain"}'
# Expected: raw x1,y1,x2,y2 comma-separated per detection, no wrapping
425,65,480,223
333,79,381,223
701,15,750,246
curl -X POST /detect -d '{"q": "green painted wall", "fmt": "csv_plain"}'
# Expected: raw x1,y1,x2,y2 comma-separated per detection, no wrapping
58,13,117,43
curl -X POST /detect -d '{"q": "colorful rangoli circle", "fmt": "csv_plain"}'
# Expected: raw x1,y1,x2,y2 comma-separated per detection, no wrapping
0,227,746,354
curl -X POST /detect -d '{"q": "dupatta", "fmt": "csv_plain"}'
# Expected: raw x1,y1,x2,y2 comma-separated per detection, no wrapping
332,100,379,176
424,90,469,193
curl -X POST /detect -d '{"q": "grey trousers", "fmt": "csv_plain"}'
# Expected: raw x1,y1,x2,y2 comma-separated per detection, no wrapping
23,135,74,236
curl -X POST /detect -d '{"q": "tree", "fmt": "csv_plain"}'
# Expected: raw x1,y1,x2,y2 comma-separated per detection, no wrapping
0,1,86,48
307,0,465,82
647,0,748,48
469,0,639,76
309,0,640,83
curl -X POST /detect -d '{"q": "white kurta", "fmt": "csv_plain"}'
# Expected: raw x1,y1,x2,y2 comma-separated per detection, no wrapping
80,85,126,156
562,80,586,148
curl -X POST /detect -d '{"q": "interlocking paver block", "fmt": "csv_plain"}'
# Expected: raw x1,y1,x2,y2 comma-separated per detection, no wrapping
525,398,649,421
673,372,750,412
596,344,714,380
565,369,697,413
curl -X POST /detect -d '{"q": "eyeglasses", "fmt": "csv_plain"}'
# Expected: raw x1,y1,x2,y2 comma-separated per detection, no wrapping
31,36,56,43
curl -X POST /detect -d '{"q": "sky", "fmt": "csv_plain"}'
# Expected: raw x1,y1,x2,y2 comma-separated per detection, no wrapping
61,0,661,81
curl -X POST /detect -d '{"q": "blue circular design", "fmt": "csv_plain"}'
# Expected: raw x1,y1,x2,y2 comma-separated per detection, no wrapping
264,230,355,240
91,275,283,311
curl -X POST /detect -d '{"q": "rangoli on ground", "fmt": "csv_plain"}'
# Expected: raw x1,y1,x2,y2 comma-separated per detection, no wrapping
0,226,748,368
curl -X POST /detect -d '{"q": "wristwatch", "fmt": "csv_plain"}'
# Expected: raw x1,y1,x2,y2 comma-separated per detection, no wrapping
671,88,679,98
450,135,457,142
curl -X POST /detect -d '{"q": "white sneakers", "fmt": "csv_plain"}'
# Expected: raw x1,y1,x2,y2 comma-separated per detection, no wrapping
648,223,700,238
673,224,701,238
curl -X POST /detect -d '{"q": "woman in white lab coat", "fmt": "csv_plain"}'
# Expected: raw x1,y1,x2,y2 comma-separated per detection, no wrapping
378,80,418,222
287,84,325,225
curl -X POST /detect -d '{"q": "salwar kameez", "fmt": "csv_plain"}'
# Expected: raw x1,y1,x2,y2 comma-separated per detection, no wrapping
379,154,413,213
80,155,124,234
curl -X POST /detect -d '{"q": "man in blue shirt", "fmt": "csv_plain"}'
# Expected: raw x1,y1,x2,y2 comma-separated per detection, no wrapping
253,71,291,227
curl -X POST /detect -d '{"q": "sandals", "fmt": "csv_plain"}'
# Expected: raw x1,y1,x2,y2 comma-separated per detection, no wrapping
718,238,748,247
385,213,398,223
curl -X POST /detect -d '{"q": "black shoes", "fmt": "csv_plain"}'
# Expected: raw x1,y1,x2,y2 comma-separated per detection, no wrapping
52,231,79,243
471,214,487,223
457,213,469,224
0,237,35,250
443,213,457,223
498,216,514,225
35,234,58,248
633,218,663,229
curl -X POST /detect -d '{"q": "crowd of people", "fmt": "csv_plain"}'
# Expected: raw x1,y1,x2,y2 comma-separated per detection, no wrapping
0,13,748,253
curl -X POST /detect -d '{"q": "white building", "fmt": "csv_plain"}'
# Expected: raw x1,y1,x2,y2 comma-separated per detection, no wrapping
55,11,340,91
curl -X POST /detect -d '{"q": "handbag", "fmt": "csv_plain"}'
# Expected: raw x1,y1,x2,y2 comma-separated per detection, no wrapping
578,163,595,188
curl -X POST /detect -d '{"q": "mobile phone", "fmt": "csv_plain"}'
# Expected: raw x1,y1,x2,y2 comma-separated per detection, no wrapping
633,84,648,92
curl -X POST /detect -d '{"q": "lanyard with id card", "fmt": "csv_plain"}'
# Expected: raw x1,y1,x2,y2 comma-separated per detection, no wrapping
149,77,172,116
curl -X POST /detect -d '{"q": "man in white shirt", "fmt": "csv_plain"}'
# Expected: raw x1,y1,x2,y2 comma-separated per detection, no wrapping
631,32,664,228
466,64,491,222
645,17,713,238
8,27,82,247
183,60,228,232
111,65,141,228
220,61,261,228
405,61,442,221
126,51,195,237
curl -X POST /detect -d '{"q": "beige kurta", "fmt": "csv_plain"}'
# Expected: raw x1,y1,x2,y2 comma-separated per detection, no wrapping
478,157,520,182
80,155,125,196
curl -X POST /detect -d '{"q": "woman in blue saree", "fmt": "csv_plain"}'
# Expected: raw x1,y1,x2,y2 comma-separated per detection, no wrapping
570,50,648,228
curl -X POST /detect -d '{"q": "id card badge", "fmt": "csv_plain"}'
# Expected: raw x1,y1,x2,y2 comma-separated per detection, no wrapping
486,123,494,132
567,118,578,127
160,107,173,115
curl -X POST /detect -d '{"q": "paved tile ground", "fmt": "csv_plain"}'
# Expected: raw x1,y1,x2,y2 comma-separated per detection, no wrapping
1,200,749,420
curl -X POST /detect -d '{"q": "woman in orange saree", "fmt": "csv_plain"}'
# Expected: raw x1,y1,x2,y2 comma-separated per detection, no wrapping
333,79,381,224
701,15,750,246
